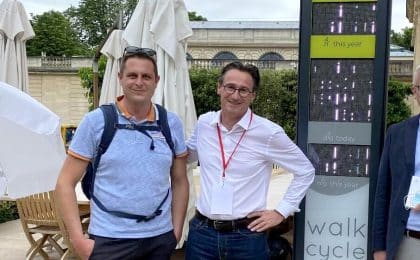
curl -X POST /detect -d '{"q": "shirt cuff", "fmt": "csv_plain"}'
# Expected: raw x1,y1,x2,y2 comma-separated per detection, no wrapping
276,201,300,218
68,150,91,162
176,151,188,158
186,148,198,163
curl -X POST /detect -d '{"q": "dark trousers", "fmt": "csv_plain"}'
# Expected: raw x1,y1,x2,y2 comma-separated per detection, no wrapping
89,230,177,260
185,215,270,260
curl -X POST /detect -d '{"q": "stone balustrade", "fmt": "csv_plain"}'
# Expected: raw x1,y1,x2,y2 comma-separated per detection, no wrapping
27,56,92,72
27,56,412,79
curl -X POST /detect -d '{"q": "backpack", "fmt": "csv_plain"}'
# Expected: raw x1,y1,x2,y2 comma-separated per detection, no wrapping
81,103,175,222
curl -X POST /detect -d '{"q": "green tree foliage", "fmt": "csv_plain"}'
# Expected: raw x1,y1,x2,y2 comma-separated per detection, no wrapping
189,11,207,21
0,202,18,223
189,68,220,116
65,0,206,49
253,69,298,139
386,79,412,127
390,27,413,51
26,11,89,56
65,0,138,48
79,57,107,111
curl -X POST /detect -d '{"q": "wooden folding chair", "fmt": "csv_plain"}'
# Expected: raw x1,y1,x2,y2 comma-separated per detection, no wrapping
16,190,88,260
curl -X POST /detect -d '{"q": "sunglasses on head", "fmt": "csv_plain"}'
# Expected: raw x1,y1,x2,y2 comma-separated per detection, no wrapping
123,46,156,58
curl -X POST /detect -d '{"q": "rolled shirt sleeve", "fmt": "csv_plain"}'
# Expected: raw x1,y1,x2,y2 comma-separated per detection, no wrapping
266,131,315,218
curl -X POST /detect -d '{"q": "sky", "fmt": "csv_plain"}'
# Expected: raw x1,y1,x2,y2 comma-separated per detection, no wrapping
19,0,411,32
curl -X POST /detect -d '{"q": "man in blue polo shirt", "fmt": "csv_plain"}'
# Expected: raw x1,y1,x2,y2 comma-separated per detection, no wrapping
55,47,189,260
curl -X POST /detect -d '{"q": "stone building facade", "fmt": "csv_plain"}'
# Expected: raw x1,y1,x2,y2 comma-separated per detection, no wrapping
188,21,299,61
27,57,91,126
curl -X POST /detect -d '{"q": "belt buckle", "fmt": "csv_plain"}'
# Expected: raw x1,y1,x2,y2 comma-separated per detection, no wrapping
213,220,231,232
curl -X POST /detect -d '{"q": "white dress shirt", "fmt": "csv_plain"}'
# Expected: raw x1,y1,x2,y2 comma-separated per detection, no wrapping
187,109,315,220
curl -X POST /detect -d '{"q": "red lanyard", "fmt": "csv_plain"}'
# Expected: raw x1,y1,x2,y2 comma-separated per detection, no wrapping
216,112,253,178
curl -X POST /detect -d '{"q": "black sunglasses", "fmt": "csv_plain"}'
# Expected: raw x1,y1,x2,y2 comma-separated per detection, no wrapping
123,46,156,58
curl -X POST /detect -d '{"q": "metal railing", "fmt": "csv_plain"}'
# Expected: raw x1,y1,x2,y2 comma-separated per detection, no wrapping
187,59,298,70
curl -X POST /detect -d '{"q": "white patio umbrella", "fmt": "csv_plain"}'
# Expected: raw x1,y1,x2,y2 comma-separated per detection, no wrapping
99,29,127,105
0,0,35,93
123,0,197,246
0,81,66,199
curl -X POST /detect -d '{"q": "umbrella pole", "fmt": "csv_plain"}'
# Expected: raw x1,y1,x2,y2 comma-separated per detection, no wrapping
93,62,99,109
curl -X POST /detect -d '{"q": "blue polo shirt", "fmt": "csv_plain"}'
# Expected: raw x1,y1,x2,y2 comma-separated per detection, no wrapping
69,102,187,238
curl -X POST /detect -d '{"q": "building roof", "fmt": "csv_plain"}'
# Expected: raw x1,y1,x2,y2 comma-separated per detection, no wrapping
389,44,414,57
190,21,299,29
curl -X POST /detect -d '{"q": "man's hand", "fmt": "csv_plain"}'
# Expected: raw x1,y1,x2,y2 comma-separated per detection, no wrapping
247,210,285,232
173,228,182,242
373,250,386,260
72,237,94,260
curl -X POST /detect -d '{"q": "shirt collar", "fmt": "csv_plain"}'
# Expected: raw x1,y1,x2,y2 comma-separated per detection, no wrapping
211,108,252,130
115,95,156,122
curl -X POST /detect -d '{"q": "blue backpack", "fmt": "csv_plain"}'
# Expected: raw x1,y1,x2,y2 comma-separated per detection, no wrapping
81,104,175,222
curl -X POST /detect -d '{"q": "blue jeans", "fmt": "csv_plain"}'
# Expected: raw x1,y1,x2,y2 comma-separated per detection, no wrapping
185,215,270,260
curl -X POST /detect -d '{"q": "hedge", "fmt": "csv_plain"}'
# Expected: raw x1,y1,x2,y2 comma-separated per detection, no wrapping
190,68,298,139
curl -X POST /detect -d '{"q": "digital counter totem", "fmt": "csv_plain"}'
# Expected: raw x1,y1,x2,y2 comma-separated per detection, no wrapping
295,1,391,259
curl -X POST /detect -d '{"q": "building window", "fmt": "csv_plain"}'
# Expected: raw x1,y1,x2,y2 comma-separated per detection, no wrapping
258,52,284,69
212,51,238,67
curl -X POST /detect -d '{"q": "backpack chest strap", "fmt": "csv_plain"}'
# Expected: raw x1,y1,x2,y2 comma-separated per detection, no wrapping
115,123,163,151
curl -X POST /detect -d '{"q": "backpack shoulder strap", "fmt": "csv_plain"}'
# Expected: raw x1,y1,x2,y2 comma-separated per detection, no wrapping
98,104,118,154
155,104,175,156
83,104,118,199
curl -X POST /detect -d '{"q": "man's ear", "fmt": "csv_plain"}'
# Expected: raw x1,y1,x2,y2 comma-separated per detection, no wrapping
250,92,256,103
412,85,418,95
216,83,222,96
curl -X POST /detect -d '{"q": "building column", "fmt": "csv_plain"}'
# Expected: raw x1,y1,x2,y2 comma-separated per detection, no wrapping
413,1,420,70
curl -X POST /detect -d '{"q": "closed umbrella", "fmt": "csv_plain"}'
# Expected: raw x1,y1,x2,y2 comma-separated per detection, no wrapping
123,0,197,246
0,81,66,199
0,0,35,92
99,29,127,105
123,0,197,136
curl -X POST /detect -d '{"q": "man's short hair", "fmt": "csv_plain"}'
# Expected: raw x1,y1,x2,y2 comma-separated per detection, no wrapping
120,46,158,76
218,61,260,92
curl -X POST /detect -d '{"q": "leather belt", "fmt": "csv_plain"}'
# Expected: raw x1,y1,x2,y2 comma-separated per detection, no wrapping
195,211,256,232
406,229,420,239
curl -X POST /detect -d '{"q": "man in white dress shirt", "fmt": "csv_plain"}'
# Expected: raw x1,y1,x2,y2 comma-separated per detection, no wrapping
185,61,315,259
